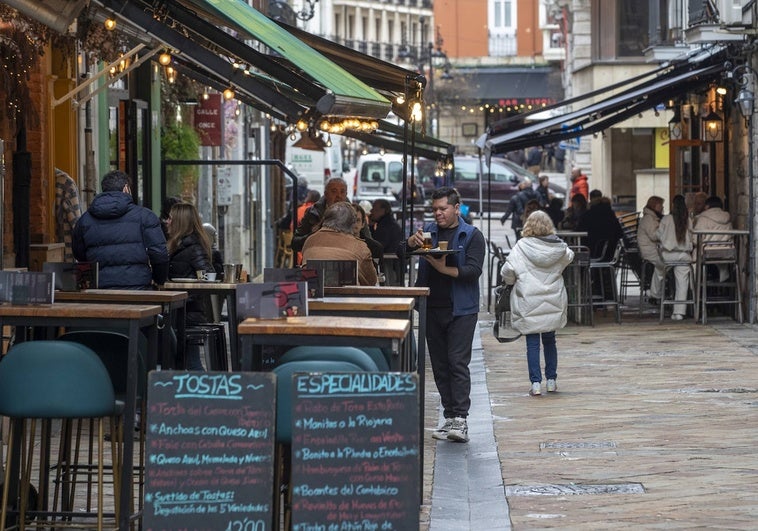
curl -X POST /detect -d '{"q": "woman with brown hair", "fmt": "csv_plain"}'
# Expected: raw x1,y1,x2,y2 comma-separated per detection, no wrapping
167,202,214,369
656,194,693,321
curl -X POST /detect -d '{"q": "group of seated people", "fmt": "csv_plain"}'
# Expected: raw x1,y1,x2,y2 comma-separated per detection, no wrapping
637,192,734,320
290,176,405,287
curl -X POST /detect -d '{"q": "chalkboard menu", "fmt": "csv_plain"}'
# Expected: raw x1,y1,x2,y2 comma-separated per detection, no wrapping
144,371,276,531
290,372,419,530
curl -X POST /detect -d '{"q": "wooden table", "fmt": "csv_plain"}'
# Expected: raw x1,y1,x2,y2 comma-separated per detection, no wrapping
54,289,188,369
308,296,415,370
162,281,241,370
0,302,161,531
238,315,410,372
692,229,748,323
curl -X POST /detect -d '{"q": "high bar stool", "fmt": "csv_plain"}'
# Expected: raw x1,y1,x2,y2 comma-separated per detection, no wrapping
0,340,119,530
658,260,696,323
564,245,593,326
698,242,743,324
184,323,229,371
589,241,622,323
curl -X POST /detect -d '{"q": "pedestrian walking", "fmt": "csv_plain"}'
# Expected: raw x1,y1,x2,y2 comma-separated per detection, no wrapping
405,187,485,442
501,211,574,396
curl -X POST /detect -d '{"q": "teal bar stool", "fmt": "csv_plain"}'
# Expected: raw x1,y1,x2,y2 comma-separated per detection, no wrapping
0,340,119,530
58,330,148,513
277,345,385,371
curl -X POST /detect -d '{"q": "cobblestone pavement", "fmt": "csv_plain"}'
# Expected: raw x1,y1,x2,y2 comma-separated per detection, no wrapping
423,303,758,530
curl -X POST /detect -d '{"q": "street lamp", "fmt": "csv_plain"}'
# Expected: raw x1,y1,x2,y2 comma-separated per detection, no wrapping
418,34,452,137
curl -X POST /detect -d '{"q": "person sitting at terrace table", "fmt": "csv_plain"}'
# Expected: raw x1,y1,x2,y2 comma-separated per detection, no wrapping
558,194,587,231
167,202,214,370
292,177,348,256
302,201,378,286
693,195,733,282
73,170,168,289
656,194,693,321
637,195,665,305
578,195,622,261
370,198,404,285
353,202,384,260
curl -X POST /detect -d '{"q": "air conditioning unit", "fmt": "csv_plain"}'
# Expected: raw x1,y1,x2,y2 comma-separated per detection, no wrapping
718,0,744,25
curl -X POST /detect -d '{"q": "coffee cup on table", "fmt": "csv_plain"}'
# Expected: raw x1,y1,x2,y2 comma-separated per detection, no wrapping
205,272,217,281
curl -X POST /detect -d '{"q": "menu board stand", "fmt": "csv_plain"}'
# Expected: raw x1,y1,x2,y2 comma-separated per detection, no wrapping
144,371,276,530
290,372,420,530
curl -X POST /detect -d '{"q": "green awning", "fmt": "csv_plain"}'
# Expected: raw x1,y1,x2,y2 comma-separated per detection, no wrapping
185,0,391,119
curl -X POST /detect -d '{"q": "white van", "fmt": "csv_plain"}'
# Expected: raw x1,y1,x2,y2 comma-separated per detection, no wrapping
285,135,344,195
352,153,419,206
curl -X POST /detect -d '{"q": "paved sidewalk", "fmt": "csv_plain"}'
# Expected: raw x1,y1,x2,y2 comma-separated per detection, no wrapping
423,309,758,529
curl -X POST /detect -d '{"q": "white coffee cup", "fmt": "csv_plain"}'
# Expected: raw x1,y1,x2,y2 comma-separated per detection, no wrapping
204,272,217,281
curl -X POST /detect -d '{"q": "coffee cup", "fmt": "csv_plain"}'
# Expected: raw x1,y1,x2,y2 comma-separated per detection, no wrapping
205,272,217,281
438,241,448,251
421,232,433,249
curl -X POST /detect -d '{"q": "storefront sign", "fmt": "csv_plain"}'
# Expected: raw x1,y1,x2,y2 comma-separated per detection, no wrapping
194,95,223,147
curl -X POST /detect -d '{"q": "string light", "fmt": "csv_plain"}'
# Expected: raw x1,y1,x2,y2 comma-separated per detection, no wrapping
104,17,116,31
158,52,172,66
223,87,235,100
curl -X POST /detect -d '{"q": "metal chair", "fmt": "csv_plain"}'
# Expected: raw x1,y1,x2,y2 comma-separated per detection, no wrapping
564,245,593,326
659,260,696,323
698,242,743,324
0,340,119,530
589,241,622,323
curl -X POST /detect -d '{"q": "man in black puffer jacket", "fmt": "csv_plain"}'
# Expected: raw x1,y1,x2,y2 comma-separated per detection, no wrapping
73,171,169,289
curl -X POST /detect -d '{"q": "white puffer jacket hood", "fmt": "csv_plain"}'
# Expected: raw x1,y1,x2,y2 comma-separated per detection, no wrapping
501,235,574,335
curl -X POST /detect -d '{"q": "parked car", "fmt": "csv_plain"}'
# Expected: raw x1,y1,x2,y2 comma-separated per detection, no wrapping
420,156,566,213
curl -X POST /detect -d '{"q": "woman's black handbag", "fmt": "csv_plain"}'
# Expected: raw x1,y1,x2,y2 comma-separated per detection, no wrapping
493,284,522,343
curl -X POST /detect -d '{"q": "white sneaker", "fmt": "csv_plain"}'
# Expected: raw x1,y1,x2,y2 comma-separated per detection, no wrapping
671,314,684,321
546,379,557,392
432,418,454,440
446,417,469,443
529,382,541,396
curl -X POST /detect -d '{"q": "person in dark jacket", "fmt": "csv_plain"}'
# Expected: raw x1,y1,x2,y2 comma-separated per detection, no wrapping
500,178,538,240
72,170,168,289
167,202,214,370
292,177,348,253
369,198,404,285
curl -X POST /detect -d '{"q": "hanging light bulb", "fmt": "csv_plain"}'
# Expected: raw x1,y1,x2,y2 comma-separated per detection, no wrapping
223,87,235,100
202,89,210,101
326,134,332,147
158,52,172,66
104,17,117,31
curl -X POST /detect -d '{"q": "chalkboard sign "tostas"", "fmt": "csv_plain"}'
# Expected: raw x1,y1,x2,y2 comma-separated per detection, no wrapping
144,371,276,531
290,372,419,530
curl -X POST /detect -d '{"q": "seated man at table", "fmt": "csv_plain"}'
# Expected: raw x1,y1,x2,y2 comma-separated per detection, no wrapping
693,195,733,282
302,201,378,286
73,170,168,289
370,198,404,285
292,177,348,258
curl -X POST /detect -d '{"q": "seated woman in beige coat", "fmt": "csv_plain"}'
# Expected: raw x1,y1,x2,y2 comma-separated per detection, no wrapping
302,201,378,286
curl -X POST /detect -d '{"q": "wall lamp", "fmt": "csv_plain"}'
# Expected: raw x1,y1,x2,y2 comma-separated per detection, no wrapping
727,63,757,120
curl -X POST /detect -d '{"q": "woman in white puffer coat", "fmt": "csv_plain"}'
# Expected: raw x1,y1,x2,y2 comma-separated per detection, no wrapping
501,211,574,396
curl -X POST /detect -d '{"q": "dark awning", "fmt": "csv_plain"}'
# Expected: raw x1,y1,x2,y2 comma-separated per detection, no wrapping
485,53,726,153
343,120,454,161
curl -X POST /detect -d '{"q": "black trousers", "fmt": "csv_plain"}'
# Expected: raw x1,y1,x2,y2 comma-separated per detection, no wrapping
426,308,477,419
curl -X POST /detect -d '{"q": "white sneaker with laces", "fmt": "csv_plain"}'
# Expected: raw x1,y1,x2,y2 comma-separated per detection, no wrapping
546,379,557,392
446,417,469,442
529,382,541,396
432,418,454,440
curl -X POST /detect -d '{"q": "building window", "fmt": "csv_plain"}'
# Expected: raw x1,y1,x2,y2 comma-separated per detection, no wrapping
490,0,516,56
593,0,649,60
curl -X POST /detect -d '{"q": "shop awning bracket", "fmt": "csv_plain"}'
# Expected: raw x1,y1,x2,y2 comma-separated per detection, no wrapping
52,43,159,108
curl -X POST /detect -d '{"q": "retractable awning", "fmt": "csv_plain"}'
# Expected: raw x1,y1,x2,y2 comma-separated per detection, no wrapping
485,48,727,153
95,0,392,122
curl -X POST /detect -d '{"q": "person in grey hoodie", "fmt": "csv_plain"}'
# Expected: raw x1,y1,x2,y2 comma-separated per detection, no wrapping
501,211,574,396
693,196,733,282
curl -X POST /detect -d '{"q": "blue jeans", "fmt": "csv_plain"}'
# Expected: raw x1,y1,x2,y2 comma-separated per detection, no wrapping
526,331,558,383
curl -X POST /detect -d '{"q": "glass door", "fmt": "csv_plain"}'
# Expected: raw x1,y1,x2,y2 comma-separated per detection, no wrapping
668,139,711,204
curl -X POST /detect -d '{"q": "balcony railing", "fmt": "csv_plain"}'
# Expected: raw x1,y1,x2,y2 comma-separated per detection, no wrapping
489,34,517,57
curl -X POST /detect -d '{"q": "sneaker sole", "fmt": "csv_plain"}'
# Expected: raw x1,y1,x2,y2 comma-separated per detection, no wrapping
529,390,541,396
447,432,469,443
431,431,449,441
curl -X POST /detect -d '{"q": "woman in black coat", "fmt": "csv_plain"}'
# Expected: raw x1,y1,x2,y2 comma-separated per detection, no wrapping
167,202,214,370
